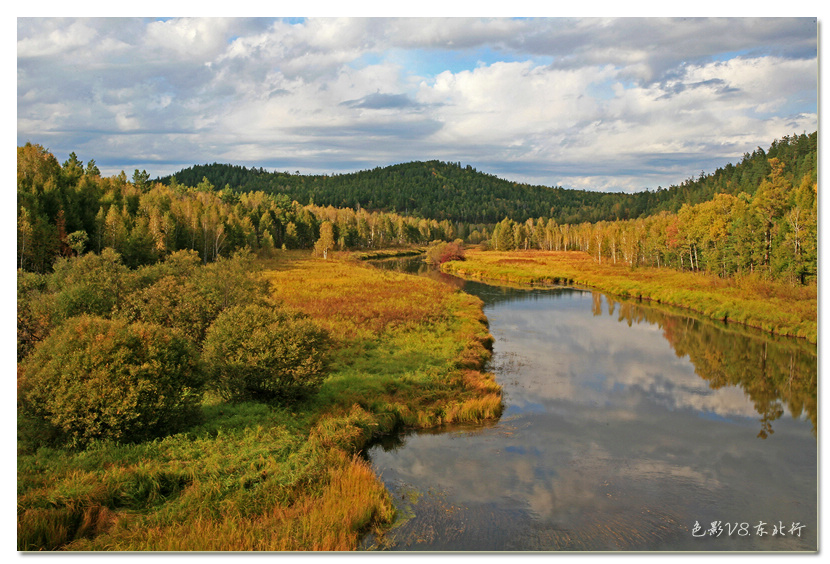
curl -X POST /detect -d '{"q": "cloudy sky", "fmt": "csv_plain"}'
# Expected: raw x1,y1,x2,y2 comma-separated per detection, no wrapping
16,15,818,193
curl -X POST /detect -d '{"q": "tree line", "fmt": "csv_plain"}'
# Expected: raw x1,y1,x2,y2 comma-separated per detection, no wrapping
17,143,491,275
489,155,817,285
18,130,817,285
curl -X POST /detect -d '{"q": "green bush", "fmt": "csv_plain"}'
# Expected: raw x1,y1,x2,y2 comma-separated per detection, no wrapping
202,304,330,403
49,248,130,321
119,249,268,343
19,316,203,448
119,275,217,343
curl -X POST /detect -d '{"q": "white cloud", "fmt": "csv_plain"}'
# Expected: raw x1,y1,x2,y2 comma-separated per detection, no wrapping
16,17,818,190
683,56,817,113
17,18,100,58
143,18,235,61
386,17,526,49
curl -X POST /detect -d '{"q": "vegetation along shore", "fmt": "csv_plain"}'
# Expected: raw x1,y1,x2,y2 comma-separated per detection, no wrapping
441,249,816,343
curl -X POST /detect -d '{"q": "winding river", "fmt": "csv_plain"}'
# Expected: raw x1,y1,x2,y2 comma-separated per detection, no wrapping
363,257,817,552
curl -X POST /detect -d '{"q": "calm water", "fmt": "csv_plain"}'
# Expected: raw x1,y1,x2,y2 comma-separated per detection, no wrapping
363,258,818,552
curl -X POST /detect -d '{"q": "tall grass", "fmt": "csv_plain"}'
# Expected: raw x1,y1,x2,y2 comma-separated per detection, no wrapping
443,249,817,343
18,252,502,551
62,451,393,551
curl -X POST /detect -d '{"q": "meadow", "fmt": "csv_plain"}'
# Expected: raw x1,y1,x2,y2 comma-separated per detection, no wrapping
17,252,501,551
442,249,817,343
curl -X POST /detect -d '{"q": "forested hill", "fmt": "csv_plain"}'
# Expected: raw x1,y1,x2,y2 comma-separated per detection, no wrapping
161,132,816,225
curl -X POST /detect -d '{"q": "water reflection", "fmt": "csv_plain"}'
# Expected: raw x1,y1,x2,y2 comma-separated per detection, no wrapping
369,254,466,290
588,292,817,439
365,277,817,551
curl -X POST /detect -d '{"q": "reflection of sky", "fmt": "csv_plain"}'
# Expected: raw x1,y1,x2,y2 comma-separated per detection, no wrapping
369,288,817,551
491,292,762,421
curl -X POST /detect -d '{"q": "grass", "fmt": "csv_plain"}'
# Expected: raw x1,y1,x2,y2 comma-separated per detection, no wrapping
17,252,501,551
442,249,817,343
263,255,501,429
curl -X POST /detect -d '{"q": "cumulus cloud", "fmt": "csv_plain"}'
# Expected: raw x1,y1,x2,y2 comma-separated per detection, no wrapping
16,17,817,191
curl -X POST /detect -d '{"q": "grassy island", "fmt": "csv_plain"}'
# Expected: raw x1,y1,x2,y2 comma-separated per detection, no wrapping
442,249,816,343
17,253,500,551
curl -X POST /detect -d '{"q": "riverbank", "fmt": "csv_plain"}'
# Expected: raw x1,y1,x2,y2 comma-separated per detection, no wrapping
17,253,501,551
350,247,426,261
442,249,817,343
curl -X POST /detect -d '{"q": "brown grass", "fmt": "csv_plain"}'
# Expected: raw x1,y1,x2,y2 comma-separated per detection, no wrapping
72,452,392,551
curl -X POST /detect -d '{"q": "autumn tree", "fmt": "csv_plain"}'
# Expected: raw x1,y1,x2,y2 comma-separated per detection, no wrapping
313,221,336,258
491,218,516,251
49,248,130,322
751,158,789,271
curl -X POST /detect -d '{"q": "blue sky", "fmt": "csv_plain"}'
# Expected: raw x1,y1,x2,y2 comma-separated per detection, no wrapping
16,14,819,193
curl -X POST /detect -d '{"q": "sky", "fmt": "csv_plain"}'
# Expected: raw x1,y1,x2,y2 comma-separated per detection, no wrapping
14,15,819,194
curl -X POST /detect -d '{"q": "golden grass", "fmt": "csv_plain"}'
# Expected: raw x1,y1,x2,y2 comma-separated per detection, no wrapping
263,256,450,340
69,452,392,551
443,249,817,343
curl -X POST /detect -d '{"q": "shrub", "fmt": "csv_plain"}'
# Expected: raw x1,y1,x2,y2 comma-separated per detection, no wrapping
195,249,267,311
19,316,203,448
424,240,465,265
49,248,131,321
202,304,330,403
119,249,268,344
17,270,54,361
119,276,217,343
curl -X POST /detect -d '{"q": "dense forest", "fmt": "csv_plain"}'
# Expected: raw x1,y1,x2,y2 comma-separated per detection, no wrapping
17,131,817,285
161,132,816,225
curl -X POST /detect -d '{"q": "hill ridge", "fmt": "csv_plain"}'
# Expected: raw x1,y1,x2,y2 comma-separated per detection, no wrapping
158,131,816,226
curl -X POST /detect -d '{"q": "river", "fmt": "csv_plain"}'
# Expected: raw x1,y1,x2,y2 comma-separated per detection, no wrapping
363,256,818,552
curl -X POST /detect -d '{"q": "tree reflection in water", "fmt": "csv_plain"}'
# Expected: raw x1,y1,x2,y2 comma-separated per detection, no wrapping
372,255,817,440
591,292,817,439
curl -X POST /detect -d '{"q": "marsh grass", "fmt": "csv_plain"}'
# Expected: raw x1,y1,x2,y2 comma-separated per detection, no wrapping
18,252,501,551
263,256,451,340
443,249,816,343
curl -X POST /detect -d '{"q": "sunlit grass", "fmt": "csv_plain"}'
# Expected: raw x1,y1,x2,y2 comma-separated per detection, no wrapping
18,252,501,551
60,449,393,551
263,256,450,340
443,249,817,343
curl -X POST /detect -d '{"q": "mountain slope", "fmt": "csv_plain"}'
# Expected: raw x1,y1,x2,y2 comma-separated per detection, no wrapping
160,131,816,226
